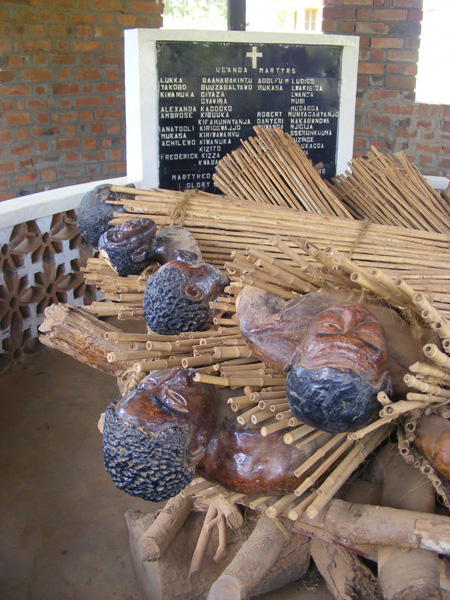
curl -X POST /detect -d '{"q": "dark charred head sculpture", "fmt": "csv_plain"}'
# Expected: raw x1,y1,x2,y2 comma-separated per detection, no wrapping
142,259,228,335
102,367,216,502
235,286,417,434
98,218,157,277
286,302,392,432
76,183,135,248
102,367,332,501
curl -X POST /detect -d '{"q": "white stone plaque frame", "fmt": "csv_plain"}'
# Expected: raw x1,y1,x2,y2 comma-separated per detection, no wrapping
124,28,359,188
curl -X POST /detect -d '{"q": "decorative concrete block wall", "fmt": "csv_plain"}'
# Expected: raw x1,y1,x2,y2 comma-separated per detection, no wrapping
0,0,162,201
0,211,96,373
322,0,450,175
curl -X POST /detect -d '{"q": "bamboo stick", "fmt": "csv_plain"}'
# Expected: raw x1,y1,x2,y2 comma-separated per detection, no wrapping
306,426,392,518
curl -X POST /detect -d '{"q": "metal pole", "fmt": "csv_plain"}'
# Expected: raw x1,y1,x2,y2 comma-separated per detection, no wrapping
228,0,246,31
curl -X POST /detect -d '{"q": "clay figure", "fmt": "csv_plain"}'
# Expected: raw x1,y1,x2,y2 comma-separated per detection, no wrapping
102,367,332,502
236,286,421,433
142,260,228,335
142,226,228,335
98,218,157,277
76,183,135,247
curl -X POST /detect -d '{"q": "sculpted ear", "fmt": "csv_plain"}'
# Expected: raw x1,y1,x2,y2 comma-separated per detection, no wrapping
162,389,189,414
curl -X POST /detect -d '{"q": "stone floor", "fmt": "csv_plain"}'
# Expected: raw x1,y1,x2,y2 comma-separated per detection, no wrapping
0,346,333,600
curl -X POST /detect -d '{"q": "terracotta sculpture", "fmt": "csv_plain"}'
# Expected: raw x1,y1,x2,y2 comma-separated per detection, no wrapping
76,182,134,247
102,366,332,502
98,218,157,277
142,226,228,335
236,286,420,432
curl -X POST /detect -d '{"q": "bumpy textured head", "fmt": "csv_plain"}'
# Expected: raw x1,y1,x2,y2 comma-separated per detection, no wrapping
76,183,133,247
98,218,156,277
286,301,392,432
142,261,227,335
286,365,391,433
102,404,195,502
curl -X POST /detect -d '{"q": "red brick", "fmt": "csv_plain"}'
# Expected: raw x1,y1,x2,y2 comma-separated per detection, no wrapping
117,14,138,26
0,84,31,96
83,138,96,149
14,172,38,184
15,129,30,140
70,13,97,25
374,8,407,19
56,68,72,79
370,37,403,48
23,69,52,82
0,71,15,84
76,68,101,81
81,150,106,161
41,169,57,182
132,1,160,12
370,115,392,126
0,130,13,143
356,22,389,34
339,21,356,33
392,0,421,6
52,83,79,94
92,0,122,9
8,56,24,67
323,6,356,19
72,41,102,52
386,63,402,74
402,64,417,76
387,49,418,62
321,19,337,33
6,112,30,126
0,162,15,176
75,97,101,107
358,62,385,74
12,142,33,155
370,49,386,61
383,103,414,114
356,8,373,19
34,56,48,67
24,39,51,52
416,143,441,154
408,9,422,20
51,55,77,66
357,74,369,87
55,139,78,150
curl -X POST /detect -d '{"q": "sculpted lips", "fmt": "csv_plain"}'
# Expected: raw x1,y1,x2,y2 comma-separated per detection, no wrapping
298,303,388,384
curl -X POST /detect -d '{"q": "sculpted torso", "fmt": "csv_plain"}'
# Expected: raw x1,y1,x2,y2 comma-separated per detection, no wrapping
103,367,331,501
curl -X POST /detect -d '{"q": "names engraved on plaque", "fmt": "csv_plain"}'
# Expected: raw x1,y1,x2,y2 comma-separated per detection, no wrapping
157,41,342,191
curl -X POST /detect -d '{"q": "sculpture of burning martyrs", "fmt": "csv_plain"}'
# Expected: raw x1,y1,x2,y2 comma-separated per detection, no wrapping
39,129,450,600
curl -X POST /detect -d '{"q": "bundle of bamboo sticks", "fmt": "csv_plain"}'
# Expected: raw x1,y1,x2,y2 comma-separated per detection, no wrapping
213,126,352,219
107,185,450,315
329,146,450,235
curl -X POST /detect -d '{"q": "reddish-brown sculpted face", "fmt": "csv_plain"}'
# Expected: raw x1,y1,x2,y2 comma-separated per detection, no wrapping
298,302,388,385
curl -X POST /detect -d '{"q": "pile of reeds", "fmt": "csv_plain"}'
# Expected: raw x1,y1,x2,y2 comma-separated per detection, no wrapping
103,185,450,316
328,146,450,235
213,126,352,218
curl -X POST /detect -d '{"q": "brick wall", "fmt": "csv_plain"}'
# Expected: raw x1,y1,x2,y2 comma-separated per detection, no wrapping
322,0,450,176
0,0,162,201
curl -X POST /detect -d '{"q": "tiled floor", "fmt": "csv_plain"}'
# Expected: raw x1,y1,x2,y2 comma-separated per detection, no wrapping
0,347,333,600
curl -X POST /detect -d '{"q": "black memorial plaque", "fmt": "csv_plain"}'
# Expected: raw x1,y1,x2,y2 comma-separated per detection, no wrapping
157,41,342,191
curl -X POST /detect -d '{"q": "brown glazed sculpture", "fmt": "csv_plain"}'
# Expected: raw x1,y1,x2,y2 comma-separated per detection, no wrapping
236,286,422,433
142,226,228,335
102,367,332,502
98,218,157,277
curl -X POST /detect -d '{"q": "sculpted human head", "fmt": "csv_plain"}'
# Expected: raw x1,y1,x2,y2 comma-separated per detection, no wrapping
142,259,228,335
102,368,216,502
98,218,156,277
287,302,392,433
